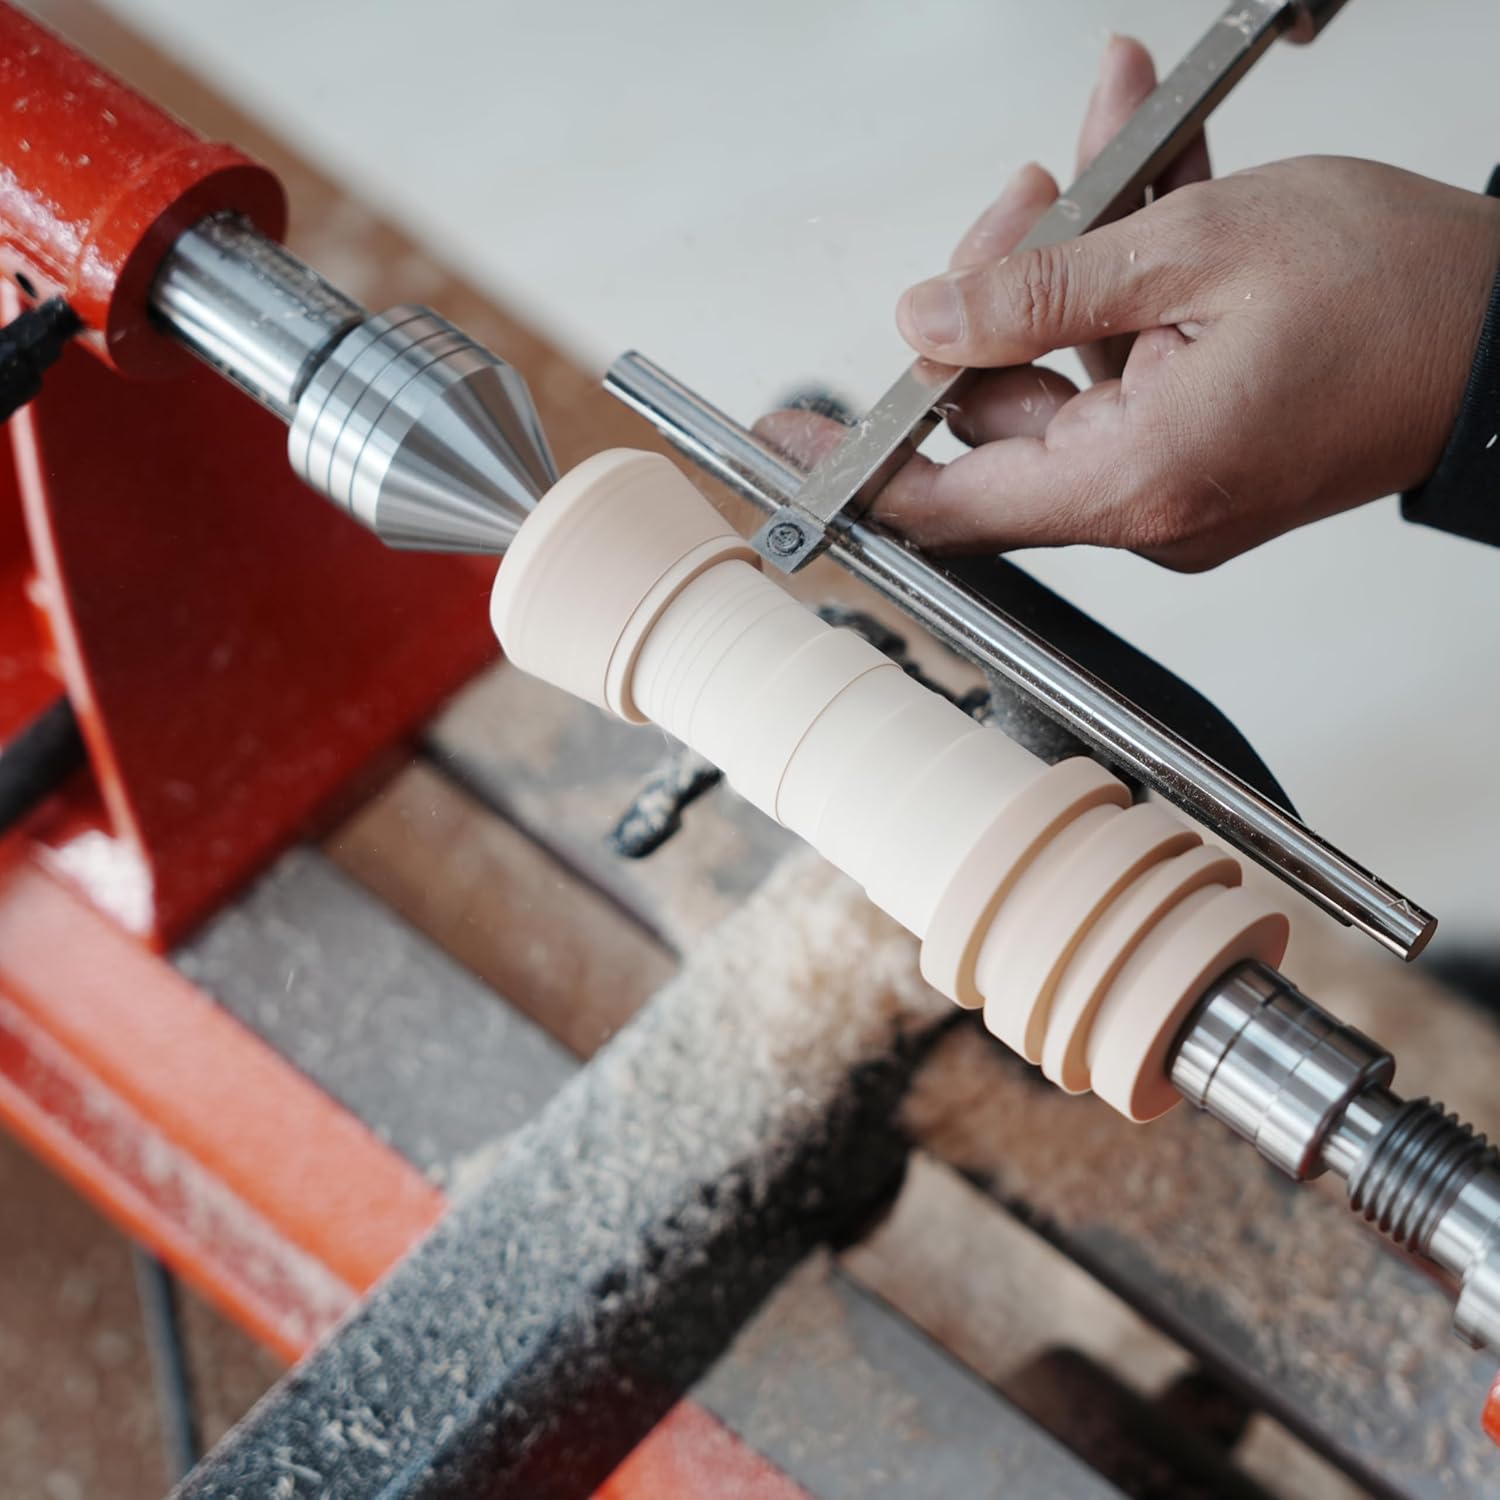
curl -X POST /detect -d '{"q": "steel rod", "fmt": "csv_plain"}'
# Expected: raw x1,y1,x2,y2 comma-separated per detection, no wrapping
151,214,363,419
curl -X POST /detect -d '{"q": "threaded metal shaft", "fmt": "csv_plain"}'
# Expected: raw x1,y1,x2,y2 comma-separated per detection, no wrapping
1346,1098,1497,1255
1176,964,1500,1352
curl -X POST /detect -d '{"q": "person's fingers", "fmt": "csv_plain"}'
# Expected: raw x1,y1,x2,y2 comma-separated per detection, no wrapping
1077,35,1209,195
873,349,1226,559
896,202,1216,369
1120,323,1194,384
872,374,1137,552
1078,147,1208,389
949,162,1060,271
870,423,1119,554
1159,130,1211,195
759,353,1219,562
904,37,1216,385
946,364,1079,445
1070,36,1213,383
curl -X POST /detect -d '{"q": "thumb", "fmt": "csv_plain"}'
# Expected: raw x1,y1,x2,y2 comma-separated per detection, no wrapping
895,207,1206,368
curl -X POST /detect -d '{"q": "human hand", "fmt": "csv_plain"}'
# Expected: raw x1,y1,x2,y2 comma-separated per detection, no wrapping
758,37,1500,570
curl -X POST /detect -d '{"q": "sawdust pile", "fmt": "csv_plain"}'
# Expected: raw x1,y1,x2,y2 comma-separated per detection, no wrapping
670,849,949,1079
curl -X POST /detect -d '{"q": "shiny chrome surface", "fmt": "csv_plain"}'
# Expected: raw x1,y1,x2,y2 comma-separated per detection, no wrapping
1344,1097,1500,1349
749,0,1293,574
1440,1176,1500,1351
154,217,555,552
1177,962,1500,1351
1318,1084,1399,1181
605,350,1436,960
1170,962,1393,1180
151,214,363,420
288,306,556,553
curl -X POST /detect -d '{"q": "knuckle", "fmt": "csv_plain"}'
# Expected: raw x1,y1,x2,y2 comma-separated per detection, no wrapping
1154,183,1240,287
1005,245,1072,343
1161,179,1223,239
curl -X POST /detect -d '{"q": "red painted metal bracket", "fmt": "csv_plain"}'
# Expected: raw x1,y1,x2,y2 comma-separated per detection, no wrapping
2,3,499,944
599,1403,814,1500
0,4,283,376
3,310,498,945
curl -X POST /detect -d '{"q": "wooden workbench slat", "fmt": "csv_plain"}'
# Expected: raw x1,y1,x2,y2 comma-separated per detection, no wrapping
428,665,795,953
174,848,578,1185
328,763,673,1059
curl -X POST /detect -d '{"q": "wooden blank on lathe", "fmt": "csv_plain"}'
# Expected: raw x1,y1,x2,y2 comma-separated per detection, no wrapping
492,451,1289,1120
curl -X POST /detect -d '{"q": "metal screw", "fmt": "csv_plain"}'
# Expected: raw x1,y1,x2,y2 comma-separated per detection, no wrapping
766,520,806,557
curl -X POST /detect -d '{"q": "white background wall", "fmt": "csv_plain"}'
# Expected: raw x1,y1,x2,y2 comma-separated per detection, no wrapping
34,0,1500,945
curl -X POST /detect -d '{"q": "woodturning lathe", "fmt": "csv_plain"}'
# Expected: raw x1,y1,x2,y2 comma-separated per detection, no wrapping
6,0,1500,1459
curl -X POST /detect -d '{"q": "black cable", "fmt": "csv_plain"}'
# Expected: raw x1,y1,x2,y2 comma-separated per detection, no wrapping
0,695,84,837
133,1248,201,1482
0,296,82,422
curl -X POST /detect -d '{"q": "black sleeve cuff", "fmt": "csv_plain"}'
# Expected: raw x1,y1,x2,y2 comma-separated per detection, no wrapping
1401,166,1500,547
